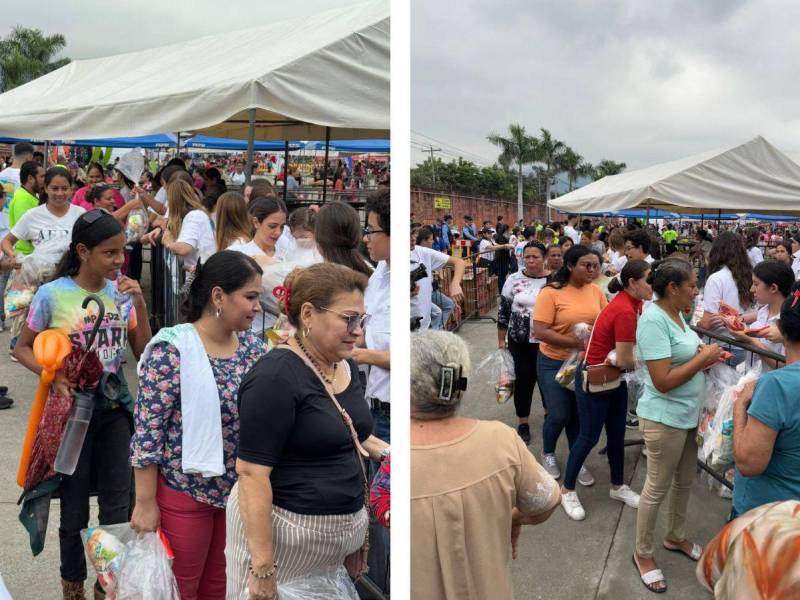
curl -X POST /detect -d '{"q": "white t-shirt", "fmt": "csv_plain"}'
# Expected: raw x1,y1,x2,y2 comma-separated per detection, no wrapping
364,260,390,403
747,246,763,268
274,226,295,260
792,251,800,280
227,239,276,333
703,266,747,336
410,245,449,330
0,166,21,238
610,250,627,272
514,241,527,271
478,238,494,262
564,225,581,245
176,209,216,268
749,304,783,371
230,172,246,186
10,203,85,248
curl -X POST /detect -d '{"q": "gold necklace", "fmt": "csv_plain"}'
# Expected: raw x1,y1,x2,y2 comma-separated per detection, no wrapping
295,334,337,385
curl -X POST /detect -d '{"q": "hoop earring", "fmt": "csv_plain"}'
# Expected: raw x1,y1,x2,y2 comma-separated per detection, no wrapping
303,326,311,337
216,307,222,319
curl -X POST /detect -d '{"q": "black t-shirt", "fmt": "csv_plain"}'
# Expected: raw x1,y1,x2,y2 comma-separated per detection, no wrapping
237,348,373,515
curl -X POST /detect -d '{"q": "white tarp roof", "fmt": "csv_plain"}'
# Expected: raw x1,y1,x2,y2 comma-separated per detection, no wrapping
548,136,800,215
0,0,388,141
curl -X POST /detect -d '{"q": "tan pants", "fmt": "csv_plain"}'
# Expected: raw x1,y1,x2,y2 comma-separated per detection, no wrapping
635,418,697,558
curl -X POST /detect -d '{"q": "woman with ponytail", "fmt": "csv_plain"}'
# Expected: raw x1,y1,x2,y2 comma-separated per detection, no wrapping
13,209,152,599
559,260,652,522
130,250,265,599
314,201,373,277
532,246,607,484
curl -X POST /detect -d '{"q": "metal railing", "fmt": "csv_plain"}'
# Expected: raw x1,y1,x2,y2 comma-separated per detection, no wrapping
149,244,188,331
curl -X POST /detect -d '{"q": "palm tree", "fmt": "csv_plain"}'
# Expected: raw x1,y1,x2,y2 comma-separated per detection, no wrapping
487,124,539,222
538,128,567,203
593,159,627,179
559,147,585,192
0,26,70,92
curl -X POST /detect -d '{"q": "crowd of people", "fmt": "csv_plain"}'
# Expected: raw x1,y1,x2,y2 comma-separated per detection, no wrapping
0,141,392,600
411,210,800,598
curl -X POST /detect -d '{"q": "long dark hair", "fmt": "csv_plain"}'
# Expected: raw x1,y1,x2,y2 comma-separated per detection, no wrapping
547,245,593,289
315,202,372,277
708,230,753,306
183,250,262,322
39,167,73,206
753,260,794,298
608,259,650,294
51,210,123,280
779,282,800,343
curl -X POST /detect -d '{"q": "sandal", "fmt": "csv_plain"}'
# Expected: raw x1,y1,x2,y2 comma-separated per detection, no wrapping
632,554,667,594
663,539,702,561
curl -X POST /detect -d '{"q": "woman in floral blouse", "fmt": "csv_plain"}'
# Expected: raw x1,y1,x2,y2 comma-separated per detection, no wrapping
130,251,265,600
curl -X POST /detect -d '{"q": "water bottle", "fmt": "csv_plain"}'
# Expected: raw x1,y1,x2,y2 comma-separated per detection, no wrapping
54,391,94,475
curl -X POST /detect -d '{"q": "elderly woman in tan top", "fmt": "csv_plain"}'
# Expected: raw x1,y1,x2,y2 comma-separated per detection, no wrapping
410,330,561,600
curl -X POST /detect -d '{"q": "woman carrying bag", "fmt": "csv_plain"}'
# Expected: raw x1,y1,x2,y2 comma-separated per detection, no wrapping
560,259,652,521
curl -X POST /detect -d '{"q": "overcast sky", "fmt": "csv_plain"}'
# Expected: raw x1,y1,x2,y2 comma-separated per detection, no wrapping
411,0,800,171
0,0,361,60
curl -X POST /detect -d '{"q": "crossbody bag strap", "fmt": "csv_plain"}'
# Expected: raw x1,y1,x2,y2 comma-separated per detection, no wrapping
279,346,371,492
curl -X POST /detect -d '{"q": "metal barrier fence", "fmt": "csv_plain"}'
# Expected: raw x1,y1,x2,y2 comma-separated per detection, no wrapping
149,244,187,331
431,248,501,332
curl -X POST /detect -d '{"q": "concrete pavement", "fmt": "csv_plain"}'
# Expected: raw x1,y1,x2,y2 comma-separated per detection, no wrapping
453,317,726,599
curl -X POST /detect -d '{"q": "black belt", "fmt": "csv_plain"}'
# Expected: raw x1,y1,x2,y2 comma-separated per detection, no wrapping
368,397,391,417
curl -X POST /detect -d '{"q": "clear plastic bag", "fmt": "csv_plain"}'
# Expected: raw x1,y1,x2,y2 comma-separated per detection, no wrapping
4,236,70,315
701,362,761,468
622,358,647,403
476,349,516,403
277,566,359,600
124,206,150,243
555,352,580,391
81,524,179,600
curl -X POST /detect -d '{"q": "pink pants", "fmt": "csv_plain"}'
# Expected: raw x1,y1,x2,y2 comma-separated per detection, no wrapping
157,477,226,600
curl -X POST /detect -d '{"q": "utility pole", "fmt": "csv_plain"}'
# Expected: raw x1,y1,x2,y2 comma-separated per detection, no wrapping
428,145,441,187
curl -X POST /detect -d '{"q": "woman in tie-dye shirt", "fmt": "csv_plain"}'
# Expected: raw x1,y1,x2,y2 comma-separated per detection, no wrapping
14,209,151,597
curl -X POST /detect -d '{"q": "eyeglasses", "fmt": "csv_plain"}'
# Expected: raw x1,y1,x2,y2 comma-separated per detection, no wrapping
363,226,387,237
319,306,370,333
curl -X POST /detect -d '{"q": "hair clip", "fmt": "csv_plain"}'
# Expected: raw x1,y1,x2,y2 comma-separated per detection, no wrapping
439,365,468,402
272,285,291,313
792,289,800,308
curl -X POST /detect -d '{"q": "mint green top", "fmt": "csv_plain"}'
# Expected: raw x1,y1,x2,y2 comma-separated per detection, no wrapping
636,303,705,429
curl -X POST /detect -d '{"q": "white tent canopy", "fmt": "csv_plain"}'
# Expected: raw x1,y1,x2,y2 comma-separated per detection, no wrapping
0,0,388,141
548,136,800,215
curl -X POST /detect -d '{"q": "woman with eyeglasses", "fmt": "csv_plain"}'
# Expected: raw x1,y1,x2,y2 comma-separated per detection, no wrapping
14,209,152,599
532,246,607,485
130,250,265,599
226,262,389,600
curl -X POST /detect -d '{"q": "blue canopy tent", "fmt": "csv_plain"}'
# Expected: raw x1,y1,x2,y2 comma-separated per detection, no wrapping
678,213,740,221
183,135,302,151
305,138,390,153
584,209,680,219
738,213,800,222
58,133,177,148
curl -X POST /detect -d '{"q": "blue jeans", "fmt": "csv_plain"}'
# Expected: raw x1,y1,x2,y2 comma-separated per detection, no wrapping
537,353,579,454
563,364,628,489
431,290,454,330
367,407,389,594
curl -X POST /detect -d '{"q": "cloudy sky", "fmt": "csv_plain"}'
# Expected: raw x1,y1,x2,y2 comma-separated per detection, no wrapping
411,0,800,171
1,0,361,60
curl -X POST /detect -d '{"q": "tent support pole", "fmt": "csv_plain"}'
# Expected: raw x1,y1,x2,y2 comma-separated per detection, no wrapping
717,209,721,229
283,141,289,204
645,201,651,225
175,132,181,159
322,127,331,203
43,140,49,167
245,108,256,187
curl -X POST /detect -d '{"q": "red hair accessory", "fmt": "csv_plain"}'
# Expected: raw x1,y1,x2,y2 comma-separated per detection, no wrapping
792,289,800,308
272,285,291,314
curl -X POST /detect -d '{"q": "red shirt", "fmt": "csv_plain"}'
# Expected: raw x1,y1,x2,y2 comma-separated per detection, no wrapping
585,290,642,365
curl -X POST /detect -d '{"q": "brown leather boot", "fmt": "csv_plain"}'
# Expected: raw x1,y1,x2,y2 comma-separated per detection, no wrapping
61,579,85,600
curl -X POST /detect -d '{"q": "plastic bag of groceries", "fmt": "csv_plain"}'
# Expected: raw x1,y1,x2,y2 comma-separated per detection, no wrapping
477,349,516,403
277,566,359,600
555,351,581,391
701,362,761,468
4,236,70,315
622,357,647,403
82,524,179,600
260,261,298,319
124,206,150,243
697,363,738,448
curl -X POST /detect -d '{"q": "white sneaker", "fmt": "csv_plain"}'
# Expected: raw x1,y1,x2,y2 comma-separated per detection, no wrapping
561,490,586,521
610,484,640,508
577,465,595,486
542,453,560,479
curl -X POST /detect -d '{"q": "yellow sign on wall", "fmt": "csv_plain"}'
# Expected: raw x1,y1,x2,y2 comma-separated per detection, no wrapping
434,196,451,209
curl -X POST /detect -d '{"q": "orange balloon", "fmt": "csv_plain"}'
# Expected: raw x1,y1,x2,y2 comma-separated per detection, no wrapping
18,329,72,487
33,329,71,384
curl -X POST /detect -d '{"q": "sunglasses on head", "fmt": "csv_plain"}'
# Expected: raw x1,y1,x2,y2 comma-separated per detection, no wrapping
83,208,112,224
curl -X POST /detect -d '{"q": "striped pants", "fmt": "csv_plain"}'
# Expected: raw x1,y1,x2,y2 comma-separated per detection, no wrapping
225,482,368,599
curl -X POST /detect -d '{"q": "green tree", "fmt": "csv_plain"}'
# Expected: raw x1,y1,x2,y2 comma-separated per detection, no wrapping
487,124,540,222
0,26,70,92
593,159,627,179
537,128,567,203
559,147,595,191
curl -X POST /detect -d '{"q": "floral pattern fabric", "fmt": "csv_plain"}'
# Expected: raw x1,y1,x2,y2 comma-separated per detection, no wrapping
130,330,265,508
